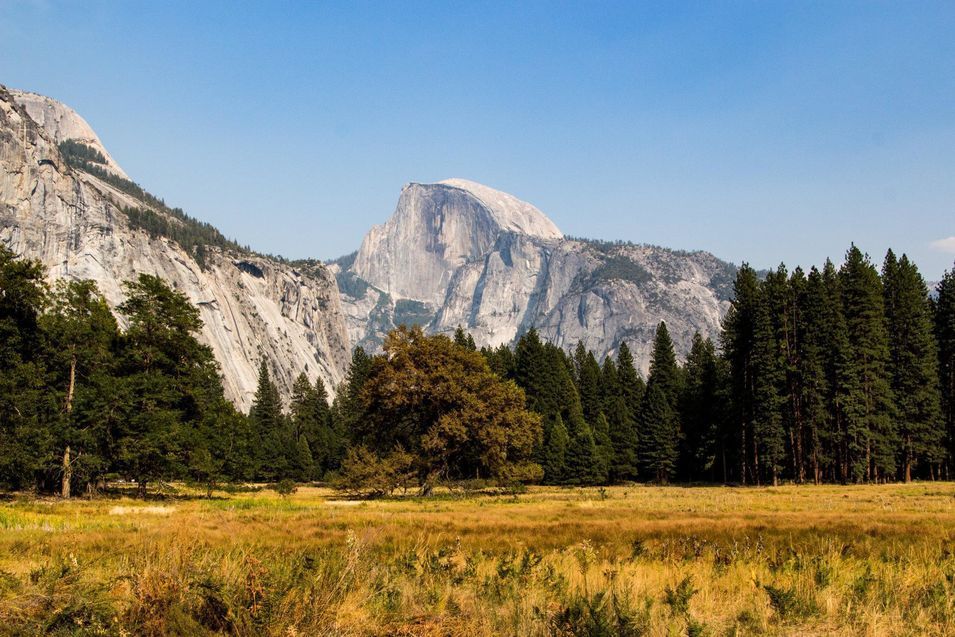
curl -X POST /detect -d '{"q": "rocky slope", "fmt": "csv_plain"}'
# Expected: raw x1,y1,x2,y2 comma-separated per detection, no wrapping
0,86,350,409
337,180,736,374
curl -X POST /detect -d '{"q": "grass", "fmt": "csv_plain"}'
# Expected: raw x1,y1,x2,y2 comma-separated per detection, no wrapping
1,484,954,635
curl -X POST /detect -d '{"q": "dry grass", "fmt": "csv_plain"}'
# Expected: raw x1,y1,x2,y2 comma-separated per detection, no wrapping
1,484,954,635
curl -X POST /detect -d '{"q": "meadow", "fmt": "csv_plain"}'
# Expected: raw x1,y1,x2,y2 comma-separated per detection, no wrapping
1,484,954,636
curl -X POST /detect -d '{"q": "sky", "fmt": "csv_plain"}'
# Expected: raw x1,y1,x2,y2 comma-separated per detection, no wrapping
1,1,954,278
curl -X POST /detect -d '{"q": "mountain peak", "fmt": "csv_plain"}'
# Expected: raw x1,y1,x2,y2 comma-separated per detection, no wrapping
8,88,129,179
436,178,562,240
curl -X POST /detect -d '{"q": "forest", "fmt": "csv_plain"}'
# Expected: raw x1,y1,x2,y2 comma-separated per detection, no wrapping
1,243,953,496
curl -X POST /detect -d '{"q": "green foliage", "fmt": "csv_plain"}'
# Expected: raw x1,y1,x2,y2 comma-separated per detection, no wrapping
354,326,543,489
57,139,106,165
663,575,698,616
272,478,298,497
585,255,652,287
333,445,415,498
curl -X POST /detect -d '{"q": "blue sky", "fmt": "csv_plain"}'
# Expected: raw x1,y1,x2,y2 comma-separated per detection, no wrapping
2,1,954,277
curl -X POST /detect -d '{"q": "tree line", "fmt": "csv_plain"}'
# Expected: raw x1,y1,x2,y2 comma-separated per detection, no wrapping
2,243,954,496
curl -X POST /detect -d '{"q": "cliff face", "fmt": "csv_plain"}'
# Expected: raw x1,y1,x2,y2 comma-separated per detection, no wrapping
340,180,735,374
0,86,350,410
1,83,738,399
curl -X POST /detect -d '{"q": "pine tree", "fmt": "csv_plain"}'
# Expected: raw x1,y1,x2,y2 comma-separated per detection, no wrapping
334,347,373,441
820,259,855,482
41,280,119,495
754,267,787,486
541,415,569,483
883,252,943,480
798,267,833,484
647,322,682,408
116,274,224,496
936,264,955,475
0,247,54,491
573,343,603,426
639,384,678,483
840,246,897,482
602,355,639,481
249,359,289,480
679,334,724,482
616,341,646,420
639,323,682,483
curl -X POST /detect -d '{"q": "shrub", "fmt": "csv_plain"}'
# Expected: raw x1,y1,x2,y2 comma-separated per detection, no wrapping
272,479,297,497
333,446,415,498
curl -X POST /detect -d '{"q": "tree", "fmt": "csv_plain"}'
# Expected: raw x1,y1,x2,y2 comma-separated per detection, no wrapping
541,414,569,483
639,323,682,483
753,267,787,486
289,372,337,480
883,252,943,480
573,343,603,426
616,341,646,420
0,247,53,491
721,264,761,484
453,326,477,351
356,326,543,492
603,354,639,481
646,323,682,409
116,274,224,496
334,346,373,440
639,384,678,483
840,246,897,481
937,264,955,475
798,267,834,484
248,360,290,481
41,280,119,496
679,334,724,482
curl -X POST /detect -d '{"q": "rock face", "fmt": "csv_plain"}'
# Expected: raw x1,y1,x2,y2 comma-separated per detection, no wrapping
339,180,736,374
0,86,350,410
1,83,739,401
352,179,562,306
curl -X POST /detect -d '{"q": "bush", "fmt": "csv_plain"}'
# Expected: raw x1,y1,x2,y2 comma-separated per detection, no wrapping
272,479,297,497
333,446,415,498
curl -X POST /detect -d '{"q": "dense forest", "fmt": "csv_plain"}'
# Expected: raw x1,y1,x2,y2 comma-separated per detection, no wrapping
1,243,954,496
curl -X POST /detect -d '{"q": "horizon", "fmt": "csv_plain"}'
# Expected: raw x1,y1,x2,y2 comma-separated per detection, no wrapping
2,2,954,278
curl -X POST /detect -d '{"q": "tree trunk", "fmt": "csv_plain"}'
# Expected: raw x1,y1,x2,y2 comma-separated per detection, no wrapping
65,350,76,414
138,480,147,499
61,446,72,499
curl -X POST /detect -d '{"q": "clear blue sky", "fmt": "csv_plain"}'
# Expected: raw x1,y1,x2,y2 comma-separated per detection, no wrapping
2,1,954,278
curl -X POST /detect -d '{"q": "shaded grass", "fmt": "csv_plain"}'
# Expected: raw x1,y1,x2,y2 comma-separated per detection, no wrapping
0,484,954,635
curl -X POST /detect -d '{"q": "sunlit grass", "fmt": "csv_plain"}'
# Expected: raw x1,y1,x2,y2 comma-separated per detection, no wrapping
1,484,954,635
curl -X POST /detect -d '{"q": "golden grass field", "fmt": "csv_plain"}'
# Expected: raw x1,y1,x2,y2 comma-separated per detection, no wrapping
1,484,955,636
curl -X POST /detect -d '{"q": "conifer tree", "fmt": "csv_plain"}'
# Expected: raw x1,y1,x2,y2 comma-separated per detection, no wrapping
754,267,787,486
639,384,678,483
821,259,855,482
541,414,569,483
639,323,681,483
936,264,955,474
840,246,897,481
679,334,724,482
0,247,53,491
616,341,646,420
573,343,603,426
883,252,943,480
602,354,639,481
249,359,289,480
721,264,761,484
798,267,833,483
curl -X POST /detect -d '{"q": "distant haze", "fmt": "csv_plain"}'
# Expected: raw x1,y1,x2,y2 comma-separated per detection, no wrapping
1,1,953,277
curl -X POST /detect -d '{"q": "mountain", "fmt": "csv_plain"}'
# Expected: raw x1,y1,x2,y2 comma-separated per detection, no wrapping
2,84,738,400
0,86,351,409
336,180,736,373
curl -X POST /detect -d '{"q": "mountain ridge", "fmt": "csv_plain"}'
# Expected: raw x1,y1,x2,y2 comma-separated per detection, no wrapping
2,85,738,395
